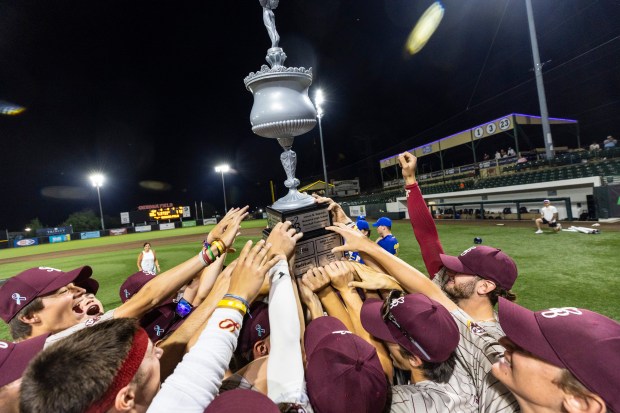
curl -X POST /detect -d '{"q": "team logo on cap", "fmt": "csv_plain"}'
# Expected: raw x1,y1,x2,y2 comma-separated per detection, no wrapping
11,293,27,305
154,325,164,336
124,289,131,299
460,246,477,256
256,324,266,337
38,267,62,272
331,330,352,335
541,307,582,318
0,342,8,350
390,296,405,309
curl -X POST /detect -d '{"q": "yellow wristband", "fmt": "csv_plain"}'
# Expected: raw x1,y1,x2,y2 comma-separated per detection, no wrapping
217,299,247,315
212,240,225,255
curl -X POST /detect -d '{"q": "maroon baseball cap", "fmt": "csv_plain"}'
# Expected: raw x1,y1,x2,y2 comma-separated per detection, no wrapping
440,246,518,290
237,301,270,357
0,266,97,323
498,298,620,412
361,293,459,363
205,389,279,413
138,302,185,342
119,271,183,341
305,316,387,413
0,333,49,387
119,271,156,303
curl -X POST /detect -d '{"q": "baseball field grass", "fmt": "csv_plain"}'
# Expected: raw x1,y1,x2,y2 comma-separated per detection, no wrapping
1,218,618,340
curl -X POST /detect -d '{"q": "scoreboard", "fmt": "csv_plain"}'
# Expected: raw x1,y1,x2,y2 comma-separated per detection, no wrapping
148,206,184,221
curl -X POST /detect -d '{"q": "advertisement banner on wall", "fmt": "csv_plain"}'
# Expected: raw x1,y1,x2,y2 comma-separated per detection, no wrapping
80,231,101,240
120,212,130,224
49,234,71,244
203,218,218,225
181,220,197,227
349,205,367,217
36,226,72,236
159,223,175,230
135,225,152,233
14,238,39,248
110,228,128,236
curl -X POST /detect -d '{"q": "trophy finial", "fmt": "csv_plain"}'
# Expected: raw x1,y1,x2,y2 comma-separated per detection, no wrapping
259,0,280,48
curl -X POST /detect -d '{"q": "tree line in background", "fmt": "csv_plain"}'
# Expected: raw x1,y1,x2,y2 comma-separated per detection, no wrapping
26,210,121,233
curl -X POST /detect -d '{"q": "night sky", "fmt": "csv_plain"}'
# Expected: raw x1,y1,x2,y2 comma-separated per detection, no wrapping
0,0,619,231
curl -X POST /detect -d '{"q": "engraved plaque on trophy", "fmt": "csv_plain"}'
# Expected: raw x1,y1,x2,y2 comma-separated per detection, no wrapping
262,203,344,277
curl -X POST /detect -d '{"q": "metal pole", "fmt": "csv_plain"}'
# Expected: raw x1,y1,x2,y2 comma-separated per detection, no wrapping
317,114,329,195
525,0,554,160
96,186,105,230
220,172,227,213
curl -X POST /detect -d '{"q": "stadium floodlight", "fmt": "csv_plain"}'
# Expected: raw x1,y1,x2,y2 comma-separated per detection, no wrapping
89,173,105,230
313,89,329,195
214,164,230,213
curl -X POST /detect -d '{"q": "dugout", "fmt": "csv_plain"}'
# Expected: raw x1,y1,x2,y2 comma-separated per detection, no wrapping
379,113,579,187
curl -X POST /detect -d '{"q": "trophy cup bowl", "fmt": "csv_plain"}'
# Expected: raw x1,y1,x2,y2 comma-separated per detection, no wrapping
244,41,343,277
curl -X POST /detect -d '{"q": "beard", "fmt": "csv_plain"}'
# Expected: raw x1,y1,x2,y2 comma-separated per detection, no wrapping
443,278,477,303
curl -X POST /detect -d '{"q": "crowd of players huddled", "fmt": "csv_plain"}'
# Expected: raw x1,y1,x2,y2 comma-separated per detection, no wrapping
0,152,618,413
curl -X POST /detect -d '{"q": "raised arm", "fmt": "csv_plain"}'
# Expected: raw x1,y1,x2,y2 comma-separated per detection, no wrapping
301,267,355,332
324,261,394,379
116,207,247,319
399,152,444,277
327,223,457,312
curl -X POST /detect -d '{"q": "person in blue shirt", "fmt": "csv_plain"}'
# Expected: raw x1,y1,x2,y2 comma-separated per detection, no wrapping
373,216,399,255
348,216,371,263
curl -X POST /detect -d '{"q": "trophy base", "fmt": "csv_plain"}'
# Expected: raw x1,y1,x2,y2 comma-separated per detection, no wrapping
264,203,343,277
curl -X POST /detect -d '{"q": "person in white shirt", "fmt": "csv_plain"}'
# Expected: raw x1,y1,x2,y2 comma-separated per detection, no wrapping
138,242,160,274
535,200,561,234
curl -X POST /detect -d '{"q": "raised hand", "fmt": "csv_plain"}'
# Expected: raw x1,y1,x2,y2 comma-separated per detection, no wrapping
301,266,332,294
217,206,249,251
207,206,249,247
326,222,374,254
296,278,323,320
226,240,283,303
323,261,354,292
265,221,303,260
348,262,403,291
312,194,351,224
398,152,417,185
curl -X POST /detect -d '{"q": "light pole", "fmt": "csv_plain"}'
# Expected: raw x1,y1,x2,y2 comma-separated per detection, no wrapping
214,164,230,213
89,173,105,230
314,89,329,195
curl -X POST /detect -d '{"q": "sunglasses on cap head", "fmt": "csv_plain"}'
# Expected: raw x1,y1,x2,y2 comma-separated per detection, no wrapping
381,290,431,361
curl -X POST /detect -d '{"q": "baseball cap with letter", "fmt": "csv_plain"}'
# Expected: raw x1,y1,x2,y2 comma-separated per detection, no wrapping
0,266,97,323
372,217,392,228
498,298,620,412
439,246,518,290
361,292,459,363
305,316,387,413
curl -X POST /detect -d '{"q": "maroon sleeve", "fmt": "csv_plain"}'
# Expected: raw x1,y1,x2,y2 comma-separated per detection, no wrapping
406,182,444,279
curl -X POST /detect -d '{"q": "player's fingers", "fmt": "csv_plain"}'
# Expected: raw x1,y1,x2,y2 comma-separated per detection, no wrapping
292,232,304,242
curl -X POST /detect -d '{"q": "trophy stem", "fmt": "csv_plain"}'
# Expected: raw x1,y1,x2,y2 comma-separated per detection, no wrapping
271,137,314,211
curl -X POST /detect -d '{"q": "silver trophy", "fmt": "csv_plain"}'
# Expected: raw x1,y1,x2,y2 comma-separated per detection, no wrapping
244,0,317,211
244,0,343,277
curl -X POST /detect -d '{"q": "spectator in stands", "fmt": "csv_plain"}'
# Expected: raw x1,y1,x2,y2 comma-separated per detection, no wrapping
604,135,617,148
500,149,508,158
589,141,600,151
507,147,516,157
483,153,491,161
535,200,561,234
372,217,399,255
495,150,501,160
